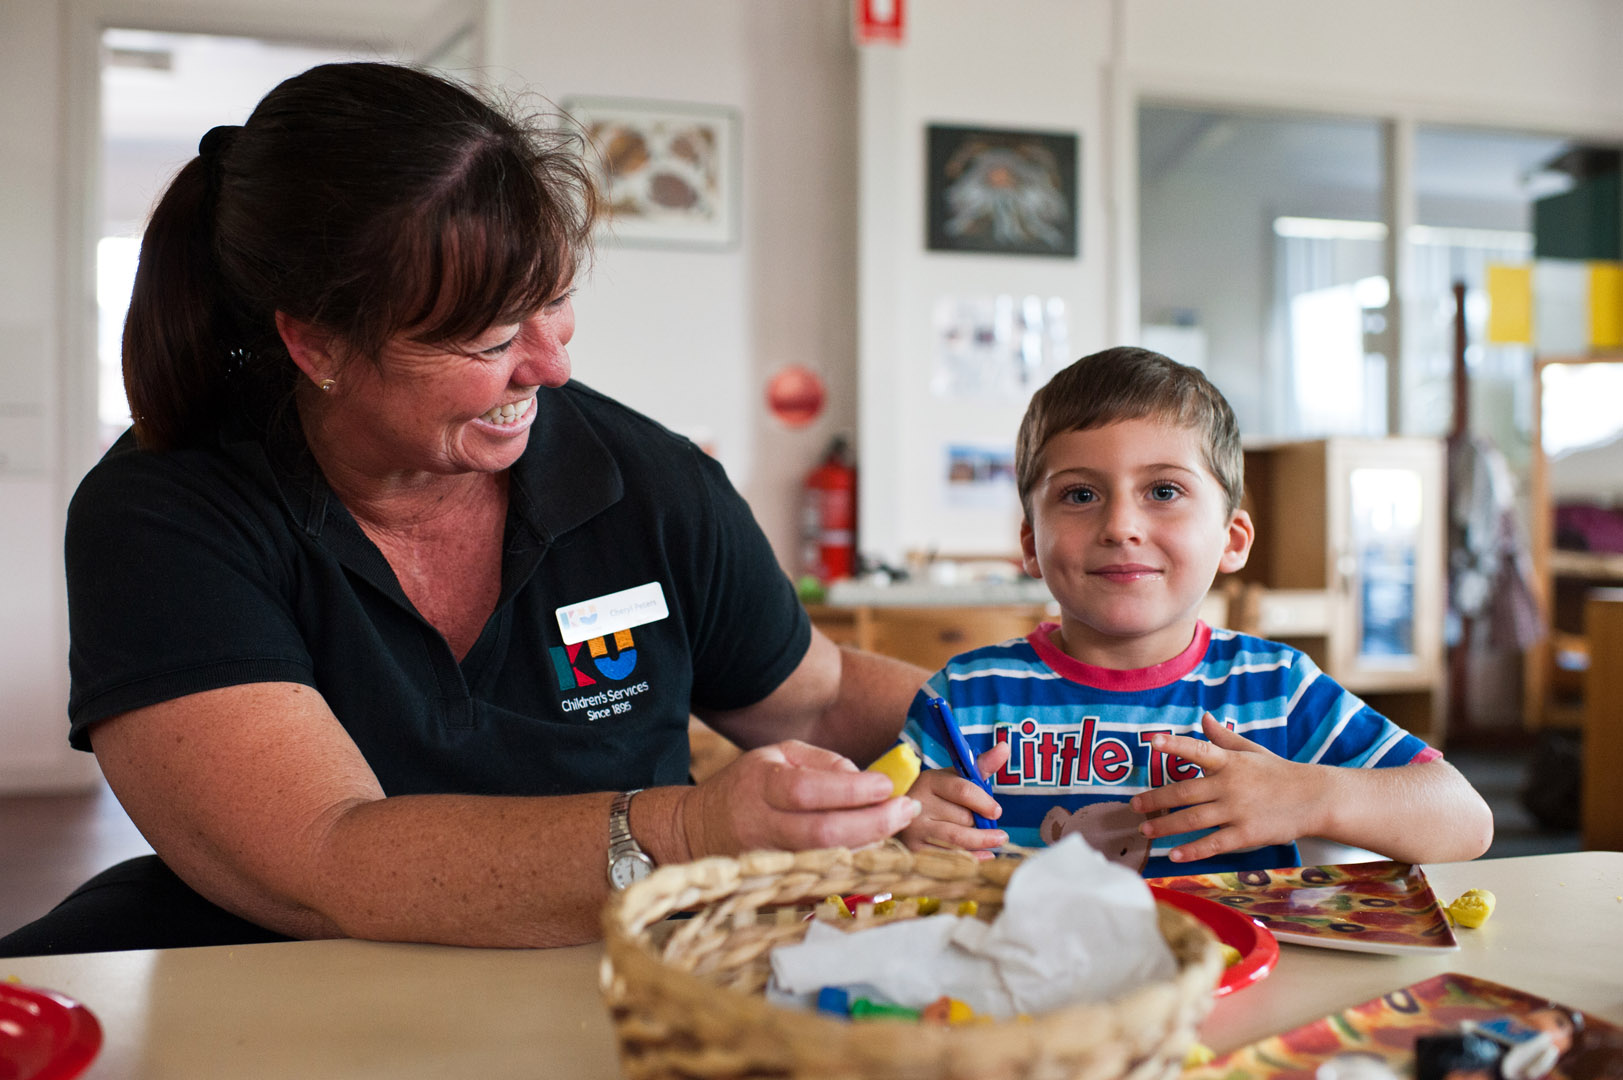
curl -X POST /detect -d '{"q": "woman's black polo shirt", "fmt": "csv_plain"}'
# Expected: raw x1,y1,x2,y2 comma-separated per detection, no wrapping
65,381,811,797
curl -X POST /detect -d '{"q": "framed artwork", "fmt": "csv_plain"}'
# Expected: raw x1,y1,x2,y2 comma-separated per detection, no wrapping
926,124,1079,258
564,97,740,249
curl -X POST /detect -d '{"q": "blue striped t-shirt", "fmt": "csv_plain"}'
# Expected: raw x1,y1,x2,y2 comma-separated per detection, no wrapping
898,621,1439,877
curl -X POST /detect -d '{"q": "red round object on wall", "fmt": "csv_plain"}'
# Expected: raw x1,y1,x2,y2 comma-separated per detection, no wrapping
766,365,827,428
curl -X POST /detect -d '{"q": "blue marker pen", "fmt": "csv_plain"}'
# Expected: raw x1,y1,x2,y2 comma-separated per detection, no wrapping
927,695,996,829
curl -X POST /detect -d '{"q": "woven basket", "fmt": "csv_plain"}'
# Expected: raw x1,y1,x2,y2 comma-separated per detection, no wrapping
600,842,1224,1080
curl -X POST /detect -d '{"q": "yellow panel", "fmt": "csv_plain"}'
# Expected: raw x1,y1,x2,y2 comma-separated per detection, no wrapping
1485,263,1533,345
1589,261,1623,349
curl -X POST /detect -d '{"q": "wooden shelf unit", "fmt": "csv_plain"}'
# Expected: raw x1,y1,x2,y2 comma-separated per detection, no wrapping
1583,589,1623,850
1524,353,1623,731
1238,437,1447,742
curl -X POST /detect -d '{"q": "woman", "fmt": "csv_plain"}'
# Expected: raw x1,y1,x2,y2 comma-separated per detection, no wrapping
0,63,924,956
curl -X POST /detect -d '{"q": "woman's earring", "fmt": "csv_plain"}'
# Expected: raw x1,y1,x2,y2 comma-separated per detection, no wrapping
318,378,336,393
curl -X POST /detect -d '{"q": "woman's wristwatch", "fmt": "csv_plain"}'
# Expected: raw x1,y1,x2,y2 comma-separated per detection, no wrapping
607,789,655,890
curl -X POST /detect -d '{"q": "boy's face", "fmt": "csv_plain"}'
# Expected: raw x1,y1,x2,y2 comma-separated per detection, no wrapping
1019,417,1253,669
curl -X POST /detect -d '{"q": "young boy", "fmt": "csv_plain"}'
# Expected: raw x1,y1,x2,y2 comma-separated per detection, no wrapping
897,347,1492,875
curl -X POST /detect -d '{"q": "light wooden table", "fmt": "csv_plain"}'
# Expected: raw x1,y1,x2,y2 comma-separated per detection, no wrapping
4,852,1620,1078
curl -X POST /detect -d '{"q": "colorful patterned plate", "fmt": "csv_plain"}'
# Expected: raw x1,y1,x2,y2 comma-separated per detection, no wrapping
0,983,103,1080
1149,885,1278,997
1183,972,1623,1080
1147,861,1457,955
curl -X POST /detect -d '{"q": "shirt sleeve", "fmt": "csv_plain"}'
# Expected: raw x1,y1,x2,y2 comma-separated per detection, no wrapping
64,445,314,750
1284,652,1435,768
683,446,813,712
897,672,953,771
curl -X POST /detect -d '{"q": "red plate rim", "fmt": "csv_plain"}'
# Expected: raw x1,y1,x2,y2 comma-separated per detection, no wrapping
1151,884,1280,997
0,983,104,1080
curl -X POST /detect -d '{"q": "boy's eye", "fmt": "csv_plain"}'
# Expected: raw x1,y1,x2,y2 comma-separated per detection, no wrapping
1060,486,1096,504
1149,483,1182,502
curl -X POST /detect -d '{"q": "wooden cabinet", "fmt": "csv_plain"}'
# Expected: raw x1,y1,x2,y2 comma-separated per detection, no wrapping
1524,353,1623,730
1583,590,1623,850
1238,437,1447,740
805,603,1051,673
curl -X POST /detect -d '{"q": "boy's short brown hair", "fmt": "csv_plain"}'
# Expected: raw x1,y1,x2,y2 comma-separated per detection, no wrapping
1015,346,1244,519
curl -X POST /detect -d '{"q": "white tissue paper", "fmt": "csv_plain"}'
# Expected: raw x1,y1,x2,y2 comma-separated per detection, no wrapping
767,834,1178,1019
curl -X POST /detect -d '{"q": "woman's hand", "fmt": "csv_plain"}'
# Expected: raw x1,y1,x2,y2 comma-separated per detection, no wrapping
679,739,923,857
896,743,1009,860
1129,713,1324,863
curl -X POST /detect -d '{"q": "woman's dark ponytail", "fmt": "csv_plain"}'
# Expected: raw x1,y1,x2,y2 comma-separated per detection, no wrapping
122,133,235,451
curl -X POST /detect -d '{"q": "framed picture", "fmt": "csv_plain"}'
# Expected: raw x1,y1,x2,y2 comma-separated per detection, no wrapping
926,124,1079,258
563,97,740,249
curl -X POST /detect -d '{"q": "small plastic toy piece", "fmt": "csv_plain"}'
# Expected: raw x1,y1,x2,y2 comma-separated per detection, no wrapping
1462,1009,1583,1080
1413,1031,1504,1080
823,894,853,918
956,899,978,917
1446,888,1496,928
866,742,922,798
920,996,975,1025
816,986,851,1017
1219,943,1242,967
850,997,922,1022
913,897,941,916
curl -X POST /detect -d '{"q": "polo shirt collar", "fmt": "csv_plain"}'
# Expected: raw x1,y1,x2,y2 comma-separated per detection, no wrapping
507,383,623,543
221,381,623,545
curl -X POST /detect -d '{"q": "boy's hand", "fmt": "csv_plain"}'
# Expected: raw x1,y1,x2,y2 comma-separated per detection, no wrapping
897,743,1010,859
1129,713,1326,863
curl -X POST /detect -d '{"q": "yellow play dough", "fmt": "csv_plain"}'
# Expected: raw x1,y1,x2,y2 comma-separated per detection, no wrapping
1446,888,1496,928
1184,1043,1216,1067
866,742,922,797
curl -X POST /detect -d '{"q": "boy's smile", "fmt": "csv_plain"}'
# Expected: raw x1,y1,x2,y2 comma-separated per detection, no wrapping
1020,417,1253,669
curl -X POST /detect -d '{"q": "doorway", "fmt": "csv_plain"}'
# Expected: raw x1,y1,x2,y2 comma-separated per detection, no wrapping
96,29,387,450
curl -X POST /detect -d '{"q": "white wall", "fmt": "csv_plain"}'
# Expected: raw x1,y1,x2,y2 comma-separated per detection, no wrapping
487,0,860,563
1122,0,1623,127
857,0,1109,565
0,0,84,791
854,0,1623,566
9,0,1623,790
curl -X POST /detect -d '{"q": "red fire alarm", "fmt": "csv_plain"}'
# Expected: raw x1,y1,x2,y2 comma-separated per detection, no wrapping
765,365,827,429
854,0,905,45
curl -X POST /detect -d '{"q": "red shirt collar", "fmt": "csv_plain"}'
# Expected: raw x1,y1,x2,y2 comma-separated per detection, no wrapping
1027,620,1212,692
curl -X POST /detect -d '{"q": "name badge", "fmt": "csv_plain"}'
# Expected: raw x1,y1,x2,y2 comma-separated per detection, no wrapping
555,581,670,645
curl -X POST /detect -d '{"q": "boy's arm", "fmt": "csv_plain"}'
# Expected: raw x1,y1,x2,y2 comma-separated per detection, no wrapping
1130,714,1493,865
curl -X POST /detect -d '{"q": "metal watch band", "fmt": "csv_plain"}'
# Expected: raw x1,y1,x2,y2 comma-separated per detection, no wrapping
607,789,654,890
608,788,644,849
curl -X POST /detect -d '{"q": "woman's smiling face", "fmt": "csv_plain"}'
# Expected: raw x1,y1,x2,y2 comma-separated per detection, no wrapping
325,288,576,480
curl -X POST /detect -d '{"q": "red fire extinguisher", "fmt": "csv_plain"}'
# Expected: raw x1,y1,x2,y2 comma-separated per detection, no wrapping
801,436,857,583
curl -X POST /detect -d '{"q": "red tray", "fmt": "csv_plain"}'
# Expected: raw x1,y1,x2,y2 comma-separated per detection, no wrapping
1151,883,1280,997
0,983,103,1080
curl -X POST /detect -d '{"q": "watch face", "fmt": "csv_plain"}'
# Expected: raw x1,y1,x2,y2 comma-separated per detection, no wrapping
610,853,653,890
